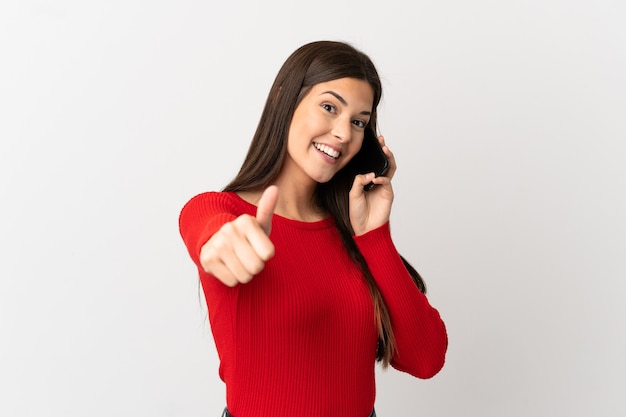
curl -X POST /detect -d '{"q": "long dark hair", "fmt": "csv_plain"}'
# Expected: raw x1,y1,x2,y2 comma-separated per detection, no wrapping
223,41,425,366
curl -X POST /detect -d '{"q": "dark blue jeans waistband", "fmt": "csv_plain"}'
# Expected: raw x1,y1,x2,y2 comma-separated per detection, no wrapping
221,407,376,417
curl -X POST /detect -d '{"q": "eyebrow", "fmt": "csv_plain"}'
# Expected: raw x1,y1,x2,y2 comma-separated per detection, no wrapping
320,90,372,116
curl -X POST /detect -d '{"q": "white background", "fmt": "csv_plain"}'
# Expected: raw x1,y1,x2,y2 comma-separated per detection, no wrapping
1,1,625,416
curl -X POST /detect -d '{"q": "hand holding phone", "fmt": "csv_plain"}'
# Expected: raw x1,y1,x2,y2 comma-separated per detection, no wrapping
350,128,389,191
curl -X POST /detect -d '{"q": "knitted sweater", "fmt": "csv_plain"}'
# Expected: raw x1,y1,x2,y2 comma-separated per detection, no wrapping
179,192,447,417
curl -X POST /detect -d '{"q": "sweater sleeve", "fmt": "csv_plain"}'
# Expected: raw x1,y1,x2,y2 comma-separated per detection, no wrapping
178,192,240,267
354,222,448,379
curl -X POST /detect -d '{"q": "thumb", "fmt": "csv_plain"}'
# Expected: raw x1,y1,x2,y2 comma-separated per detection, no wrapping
256,185,279,235
350,172,375,196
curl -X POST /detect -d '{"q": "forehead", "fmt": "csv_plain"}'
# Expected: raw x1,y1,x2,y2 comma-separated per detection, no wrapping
308,78,374,107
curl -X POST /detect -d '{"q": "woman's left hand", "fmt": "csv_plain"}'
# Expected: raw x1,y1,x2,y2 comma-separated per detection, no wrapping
349,135,397,236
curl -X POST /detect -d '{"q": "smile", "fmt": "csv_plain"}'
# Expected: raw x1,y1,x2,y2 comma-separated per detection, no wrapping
313,142,341,159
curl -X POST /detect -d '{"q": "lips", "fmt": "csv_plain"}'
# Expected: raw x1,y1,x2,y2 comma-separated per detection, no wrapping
313,142,341,159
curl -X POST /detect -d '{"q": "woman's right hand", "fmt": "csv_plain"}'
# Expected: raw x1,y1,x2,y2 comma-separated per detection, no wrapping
199,186,278,287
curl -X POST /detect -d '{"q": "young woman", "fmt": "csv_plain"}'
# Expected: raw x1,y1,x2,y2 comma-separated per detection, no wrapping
179,40,447,417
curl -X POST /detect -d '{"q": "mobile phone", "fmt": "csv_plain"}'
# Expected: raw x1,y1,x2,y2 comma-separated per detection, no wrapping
350,128,389,191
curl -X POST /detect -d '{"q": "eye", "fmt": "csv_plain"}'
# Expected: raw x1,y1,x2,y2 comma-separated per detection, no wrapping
321,103,336,113
352,119,367,128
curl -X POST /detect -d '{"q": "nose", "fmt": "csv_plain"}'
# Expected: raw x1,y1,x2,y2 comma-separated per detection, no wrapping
331,118,352,143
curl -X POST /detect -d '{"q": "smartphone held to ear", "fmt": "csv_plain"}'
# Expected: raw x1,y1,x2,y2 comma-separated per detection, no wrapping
350,128,389,191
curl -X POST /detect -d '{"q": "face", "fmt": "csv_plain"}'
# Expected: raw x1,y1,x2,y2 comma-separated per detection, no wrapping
281,77,375,187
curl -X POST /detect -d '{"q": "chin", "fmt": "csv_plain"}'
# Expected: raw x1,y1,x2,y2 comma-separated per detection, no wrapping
307,162,350,185
313,171,340,184
314,177,332,185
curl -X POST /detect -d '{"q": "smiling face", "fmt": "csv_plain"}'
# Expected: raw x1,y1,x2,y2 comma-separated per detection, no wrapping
280,77,375,188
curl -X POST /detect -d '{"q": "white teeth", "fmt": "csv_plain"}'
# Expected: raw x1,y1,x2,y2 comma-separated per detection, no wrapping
314,143,340,159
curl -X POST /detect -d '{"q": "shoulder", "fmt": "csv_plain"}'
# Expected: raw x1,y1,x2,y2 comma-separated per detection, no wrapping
183,191,237,208
180,191,252,220
178,191,253,263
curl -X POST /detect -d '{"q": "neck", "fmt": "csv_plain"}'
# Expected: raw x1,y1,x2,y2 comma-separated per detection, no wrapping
237,177,325,223
271,175,325,222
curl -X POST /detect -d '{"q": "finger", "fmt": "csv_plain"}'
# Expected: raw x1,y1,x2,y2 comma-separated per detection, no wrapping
378,135,396,178
369,175,393,189
206,261,240,287
202,217,273,285
247,228,275,261
200,236,243,287
256,185,279,235
350,172,376,196
205,223,256,283
234,214,274,260
219,244,258,284
226,217,274,276
236,240,270,275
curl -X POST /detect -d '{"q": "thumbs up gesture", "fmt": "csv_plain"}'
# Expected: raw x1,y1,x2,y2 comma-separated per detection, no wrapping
199,186,278,287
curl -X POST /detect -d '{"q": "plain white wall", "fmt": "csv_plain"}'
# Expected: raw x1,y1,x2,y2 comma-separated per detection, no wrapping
1,1,625,416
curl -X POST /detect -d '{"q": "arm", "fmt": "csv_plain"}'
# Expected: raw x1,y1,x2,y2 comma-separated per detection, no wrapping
179,188,278,287
354,222,448,378
178,192,239,268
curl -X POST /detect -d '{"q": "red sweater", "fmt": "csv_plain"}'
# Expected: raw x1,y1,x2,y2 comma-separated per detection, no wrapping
179,192,447,417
